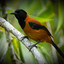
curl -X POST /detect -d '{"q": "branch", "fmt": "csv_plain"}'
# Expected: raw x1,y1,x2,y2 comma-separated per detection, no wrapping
0,17,47,64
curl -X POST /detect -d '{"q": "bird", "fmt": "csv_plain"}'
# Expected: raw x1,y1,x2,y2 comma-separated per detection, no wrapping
11,9,64,58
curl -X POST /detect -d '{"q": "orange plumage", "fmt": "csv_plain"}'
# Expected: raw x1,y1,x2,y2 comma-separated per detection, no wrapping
24,15,52,43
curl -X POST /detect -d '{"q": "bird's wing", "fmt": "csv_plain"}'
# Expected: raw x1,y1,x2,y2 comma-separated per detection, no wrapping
29,22,53,37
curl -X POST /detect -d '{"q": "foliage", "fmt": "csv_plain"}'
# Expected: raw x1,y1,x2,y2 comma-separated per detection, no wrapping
0,0,64,64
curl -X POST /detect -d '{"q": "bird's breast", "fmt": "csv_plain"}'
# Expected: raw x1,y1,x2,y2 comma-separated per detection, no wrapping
23,17,52,43
23,22,46,42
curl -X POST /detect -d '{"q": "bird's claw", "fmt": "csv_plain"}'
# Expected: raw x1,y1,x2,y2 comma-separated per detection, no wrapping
29,44,37,51
21,36,28,41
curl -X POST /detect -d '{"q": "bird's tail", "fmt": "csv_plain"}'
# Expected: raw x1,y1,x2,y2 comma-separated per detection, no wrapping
51,40,64,59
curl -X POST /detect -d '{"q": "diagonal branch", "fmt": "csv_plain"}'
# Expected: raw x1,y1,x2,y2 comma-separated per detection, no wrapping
0,17,47,64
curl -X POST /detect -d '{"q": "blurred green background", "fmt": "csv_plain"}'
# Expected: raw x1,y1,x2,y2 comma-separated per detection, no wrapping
0,0,64,64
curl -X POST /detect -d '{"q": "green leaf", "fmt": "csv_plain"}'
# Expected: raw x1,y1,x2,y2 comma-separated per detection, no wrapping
0,32,8,61
20,43,37,64
6,49,12,64
17,40,25,63
30,15,53,23
55,3,64,33
7,8,14,14
38,43,54,64
12,37,20,59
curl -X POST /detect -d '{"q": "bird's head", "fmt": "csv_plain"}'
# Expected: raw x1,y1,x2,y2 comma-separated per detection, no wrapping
11,9,27,20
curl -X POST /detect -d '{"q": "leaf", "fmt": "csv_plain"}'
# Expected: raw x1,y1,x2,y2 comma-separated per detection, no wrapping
20,43,37,64
17,40,25,63
12,37,20,59
0,32,8,61
0,27,5,32
7,8,14,14
55,3,64,33
30,15,53,23
6,49,12,64
38,43,54,64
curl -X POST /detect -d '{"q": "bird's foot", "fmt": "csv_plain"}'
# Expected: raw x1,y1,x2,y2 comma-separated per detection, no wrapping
21,36,29,41
29,44,37,51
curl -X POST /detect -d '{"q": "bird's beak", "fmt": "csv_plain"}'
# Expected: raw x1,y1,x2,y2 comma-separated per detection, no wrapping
10,12,15,15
